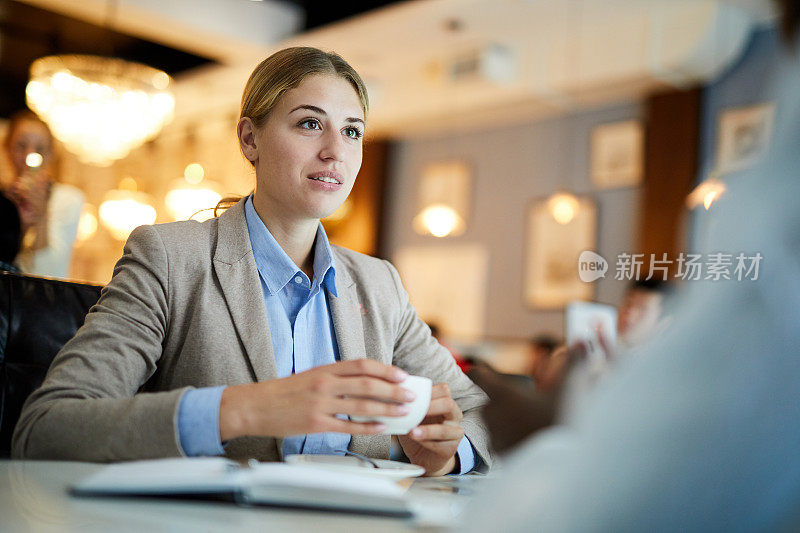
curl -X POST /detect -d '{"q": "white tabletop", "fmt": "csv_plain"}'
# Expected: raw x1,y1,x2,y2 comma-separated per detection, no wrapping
0,460,478,532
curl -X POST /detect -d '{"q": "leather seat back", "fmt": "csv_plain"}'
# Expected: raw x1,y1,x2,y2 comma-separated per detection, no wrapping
0,273,101,457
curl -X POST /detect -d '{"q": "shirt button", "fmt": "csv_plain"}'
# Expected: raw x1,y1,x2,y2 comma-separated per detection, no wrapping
294,276,303,284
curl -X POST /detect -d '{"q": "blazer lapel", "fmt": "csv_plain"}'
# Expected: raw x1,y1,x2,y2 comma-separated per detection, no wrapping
327,264,366,364
328,256,385,457
213,200,277,384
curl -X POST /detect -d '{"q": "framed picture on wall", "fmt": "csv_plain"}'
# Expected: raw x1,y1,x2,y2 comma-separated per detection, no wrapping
524,194,597,309
590,120,643,189
716,102,776,174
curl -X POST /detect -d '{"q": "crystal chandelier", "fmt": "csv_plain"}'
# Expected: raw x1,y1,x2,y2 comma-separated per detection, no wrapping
26,55,175,166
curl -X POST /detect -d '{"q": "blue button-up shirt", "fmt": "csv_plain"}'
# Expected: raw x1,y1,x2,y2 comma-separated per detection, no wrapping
177,196,476,472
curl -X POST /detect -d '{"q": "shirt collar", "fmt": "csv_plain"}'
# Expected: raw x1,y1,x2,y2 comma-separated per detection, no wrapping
244,195,337,297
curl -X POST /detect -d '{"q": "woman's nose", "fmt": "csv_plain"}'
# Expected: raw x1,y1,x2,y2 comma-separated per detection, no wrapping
319,130,346,162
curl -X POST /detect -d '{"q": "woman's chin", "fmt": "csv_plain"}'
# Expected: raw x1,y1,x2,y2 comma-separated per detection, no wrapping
309,201,347,221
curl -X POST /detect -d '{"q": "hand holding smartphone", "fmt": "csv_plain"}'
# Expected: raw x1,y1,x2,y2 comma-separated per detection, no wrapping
565,301,617,368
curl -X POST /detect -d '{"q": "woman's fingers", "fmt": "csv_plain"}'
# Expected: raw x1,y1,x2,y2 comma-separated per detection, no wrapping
425,396,462,421
409,422,464,442
327,359,408,382
329,397,410,418
314,375,413,404
321,417,387,435
430,382,451,399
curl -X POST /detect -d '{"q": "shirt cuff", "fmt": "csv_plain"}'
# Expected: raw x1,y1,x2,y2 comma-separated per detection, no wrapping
453,435,479,475
177,386,226,456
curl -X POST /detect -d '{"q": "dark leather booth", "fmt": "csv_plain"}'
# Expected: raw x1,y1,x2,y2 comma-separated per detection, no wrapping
0,272,102,457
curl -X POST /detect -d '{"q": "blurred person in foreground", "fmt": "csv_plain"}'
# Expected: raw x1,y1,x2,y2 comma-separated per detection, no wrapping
464,2,800,530
0,110,84,278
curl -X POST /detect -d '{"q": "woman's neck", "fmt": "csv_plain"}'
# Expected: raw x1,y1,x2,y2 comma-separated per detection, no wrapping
251,196,318,279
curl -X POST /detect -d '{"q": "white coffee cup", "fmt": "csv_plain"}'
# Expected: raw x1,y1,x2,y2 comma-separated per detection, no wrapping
351,375,432,435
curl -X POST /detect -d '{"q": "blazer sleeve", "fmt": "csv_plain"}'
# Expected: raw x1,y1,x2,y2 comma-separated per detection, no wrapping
12,224,189,461
382,260,494,470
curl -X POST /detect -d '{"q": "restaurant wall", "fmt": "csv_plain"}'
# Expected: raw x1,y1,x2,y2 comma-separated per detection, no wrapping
383,102,643,341
699,25,784,181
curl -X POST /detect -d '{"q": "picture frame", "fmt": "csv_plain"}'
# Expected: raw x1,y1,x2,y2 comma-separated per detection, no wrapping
716,102,776,174
524,195,597,309
590,120,643,189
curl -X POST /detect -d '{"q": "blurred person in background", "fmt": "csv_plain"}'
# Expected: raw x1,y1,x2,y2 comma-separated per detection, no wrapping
527,334,560,388
0,110,84,278
617,279,672,349
534,280,672,393
465,1,800,530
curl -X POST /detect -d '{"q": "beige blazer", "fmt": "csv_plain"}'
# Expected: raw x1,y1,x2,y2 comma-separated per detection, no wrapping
13,199,492,466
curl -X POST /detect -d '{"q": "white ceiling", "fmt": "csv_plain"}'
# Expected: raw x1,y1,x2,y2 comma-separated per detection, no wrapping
17,0,778,139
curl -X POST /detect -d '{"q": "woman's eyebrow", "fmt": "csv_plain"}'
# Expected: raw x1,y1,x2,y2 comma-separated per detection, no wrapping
290,104,325,116
290,104,364,125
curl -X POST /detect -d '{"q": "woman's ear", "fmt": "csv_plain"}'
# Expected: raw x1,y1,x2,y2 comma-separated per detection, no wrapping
237,117,259,163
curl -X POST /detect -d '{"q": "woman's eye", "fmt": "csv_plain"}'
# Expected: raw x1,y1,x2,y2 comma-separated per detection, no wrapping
299,119,321,130
343,126,363,140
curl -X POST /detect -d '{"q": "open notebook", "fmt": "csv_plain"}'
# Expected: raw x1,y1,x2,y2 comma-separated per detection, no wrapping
71,458,412,518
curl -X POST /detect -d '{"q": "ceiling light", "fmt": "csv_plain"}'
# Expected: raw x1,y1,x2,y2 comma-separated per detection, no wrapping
26,55,175,166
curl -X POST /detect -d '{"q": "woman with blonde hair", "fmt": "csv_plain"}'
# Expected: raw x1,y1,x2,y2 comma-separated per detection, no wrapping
1,110,84,278
13,47,492,476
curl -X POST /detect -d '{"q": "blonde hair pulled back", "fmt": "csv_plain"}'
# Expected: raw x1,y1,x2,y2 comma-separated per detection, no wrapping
241,47,368,128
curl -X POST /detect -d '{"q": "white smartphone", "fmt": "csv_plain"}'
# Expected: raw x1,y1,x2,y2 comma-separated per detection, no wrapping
565,301,617,366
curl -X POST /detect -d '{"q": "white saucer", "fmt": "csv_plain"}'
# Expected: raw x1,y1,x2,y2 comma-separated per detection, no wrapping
284,454,425,480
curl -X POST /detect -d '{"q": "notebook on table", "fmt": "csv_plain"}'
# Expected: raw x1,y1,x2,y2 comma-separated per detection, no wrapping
71,457,412,518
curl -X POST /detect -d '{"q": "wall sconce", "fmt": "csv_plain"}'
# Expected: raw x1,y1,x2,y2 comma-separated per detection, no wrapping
687,177,726,211
414,204,464,238
99,177,157,240
546,192,581,225
413,160,471,238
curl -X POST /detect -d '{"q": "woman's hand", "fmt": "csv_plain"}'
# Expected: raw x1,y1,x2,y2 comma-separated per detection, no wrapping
398,383,464,476
6,171,51,232
218,359,415,441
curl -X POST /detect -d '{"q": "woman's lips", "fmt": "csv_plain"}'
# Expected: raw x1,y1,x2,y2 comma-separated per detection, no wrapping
307,171,344,191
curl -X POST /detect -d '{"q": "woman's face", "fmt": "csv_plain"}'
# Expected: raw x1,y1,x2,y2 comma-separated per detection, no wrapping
249,73,365,223
7,119,52,175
